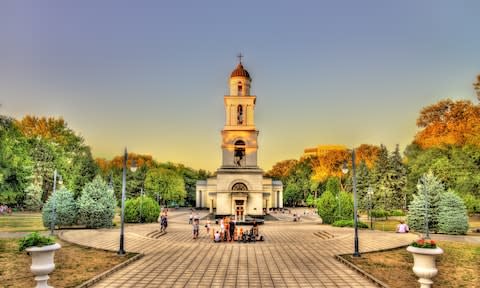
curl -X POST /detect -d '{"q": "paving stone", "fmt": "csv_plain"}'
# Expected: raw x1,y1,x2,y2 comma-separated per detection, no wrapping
59,209,417,287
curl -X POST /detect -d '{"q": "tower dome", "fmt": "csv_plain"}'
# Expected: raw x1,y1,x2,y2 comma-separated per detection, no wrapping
230,63,251,80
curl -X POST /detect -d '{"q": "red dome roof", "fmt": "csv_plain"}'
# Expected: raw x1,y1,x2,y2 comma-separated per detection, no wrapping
230,63,251,80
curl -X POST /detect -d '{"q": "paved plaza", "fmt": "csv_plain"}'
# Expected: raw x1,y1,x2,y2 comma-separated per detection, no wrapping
60,210,417,288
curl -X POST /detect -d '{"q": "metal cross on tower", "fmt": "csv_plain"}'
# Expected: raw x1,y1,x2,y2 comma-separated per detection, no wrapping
237,53,243,63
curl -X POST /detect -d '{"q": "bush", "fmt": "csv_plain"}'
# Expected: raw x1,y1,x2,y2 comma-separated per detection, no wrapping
462,194,480,215
77,176,116,228
336,191,354,221
371,209,388,218
407,172,443,233
18,232,55,251
42,188,78,228
332,219,368,228
389,209,406,216
437,190,469,235
125,196,160,223
317,191,336,224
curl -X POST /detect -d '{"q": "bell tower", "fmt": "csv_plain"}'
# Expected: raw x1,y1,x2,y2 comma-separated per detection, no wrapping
221,55,259,168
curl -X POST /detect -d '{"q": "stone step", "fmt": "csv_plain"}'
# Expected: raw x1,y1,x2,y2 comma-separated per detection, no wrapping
314,231,334,240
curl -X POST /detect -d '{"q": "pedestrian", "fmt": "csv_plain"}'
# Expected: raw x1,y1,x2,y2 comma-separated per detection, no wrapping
396,220,409,233
161,213,168,232
189,211,193,224
205,217,211,234
229,217,236,242
192,217,199,239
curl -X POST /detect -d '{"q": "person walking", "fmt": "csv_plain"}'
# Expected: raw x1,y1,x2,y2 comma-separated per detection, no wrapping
192,217,200,239
229,217,236,242
189,211,193,224
161,213,168,232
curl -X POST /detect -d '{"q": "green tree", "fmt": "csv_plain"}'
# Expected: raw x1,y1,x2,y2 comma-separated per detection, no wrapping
337,191,354,221
144,168,186,206
437,190,469,235
355,160,371,211
77,176,116,228
370,145,392,211
389,144,407,210
124,196,160,223
407,172,444,233
0,116,34,206
317,190,337,224
42,187,78,228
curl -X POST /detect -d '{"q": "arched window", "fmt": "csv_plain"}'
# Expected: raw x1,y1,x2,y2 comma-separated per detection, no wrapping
237,81,243,95
232,183,248,191
234,140,246,167
237,105,244,124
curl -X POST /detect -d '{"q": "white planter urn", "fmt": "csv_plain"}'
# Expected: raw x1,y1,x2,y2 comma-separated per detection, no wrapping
26,243,61,288
407,246,443,288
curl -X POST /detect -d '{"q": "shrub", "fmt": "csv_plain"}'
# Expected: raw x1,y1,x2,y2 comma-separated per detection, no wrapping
336,191,354,221
77,176,116,228
18,232,55,251
371,209,388,219
332,219,368,228
24,183,43,211
407,172,443,233
317,191,336,224
389,209,406,216
125,196,160,223
42,187,78,228
437,190,469,235
462,194,480,215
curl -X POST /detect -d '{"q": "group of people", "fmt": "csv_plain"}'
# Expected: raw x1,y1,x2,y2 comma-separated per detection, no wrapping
188,212,264,242
0,205,12,215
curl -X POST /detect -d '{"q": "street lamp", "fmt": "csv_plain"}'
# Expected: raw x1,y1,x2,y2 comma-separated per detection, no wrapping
118,148,137,255
342,148,360,257
50,169,63,235
140,188,144,223
367,186,374,230
423,183,430,240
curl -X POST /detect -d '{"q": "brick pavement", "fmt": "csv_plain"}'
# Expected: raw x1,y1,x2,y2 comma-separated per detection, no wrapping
60,210,417,287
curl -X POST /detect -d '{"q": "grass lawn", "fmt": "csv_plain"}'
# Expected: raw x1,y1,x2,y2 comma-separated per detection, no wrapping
0,212,122,233
0,213,45,232
343,241,480,288
0,237,135,288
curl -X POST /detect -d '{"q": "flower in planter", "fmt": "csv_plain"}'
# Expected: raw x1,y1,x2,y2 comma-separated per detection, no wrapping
410,238,437,249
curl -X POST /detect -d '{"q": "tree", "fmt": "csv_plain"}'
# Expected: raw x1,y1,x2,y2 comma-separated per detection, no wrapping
124,196,160,223
437,190,469,235
77,176,116,228
336,191,354,221
407,172,444,233
414,99,480,148
317,190,337,224
355,160,371,211
42,187,78,228
0,115,34,206
144,168,186,206
389,145,407,210
370,145,392,211
265,159,298,182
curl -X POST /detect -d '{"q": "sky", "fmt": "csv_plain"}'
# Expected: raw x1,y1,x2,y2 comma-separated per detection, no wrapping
1,1,479,172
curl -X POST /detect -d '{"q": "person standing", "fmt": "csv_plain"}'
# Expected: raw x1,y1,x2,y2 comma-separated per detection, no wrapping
193,217,200,239
161,213,168,232
229,217,236,242
205,217,211,235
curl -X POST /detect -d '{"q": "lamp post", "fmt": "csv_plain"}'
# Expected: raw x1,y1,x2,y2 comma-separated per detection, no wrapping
118,148,137,255
50,170,63,235
140,188,144,223
367,186,374,230
342,148,360,257
424,184,430,240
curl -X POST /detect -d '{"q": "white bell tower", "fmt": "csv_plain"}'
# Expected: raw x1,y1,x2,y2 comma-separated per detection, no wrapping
221,55,259,168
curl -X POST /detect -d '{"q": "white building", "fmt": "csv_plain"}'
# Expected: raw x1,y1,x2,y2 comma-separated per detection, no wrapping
195,59,283,221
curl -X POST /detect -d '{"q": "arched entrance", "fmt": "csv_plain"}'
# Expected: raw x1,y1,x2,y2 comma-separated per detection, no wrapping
231,182,248,222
